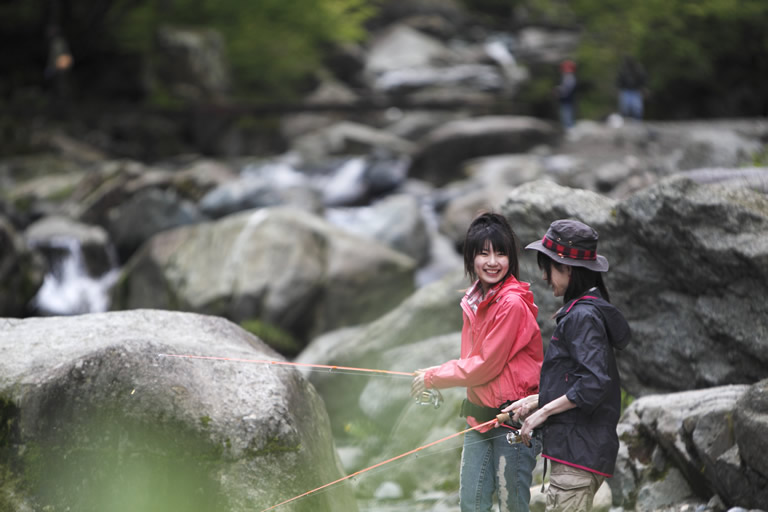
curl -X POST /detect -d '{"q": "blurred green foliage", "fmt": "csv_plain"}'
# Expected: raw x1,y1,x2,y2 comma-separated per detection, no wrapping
25,411,228,512
464,0,768,119
621,388,635,416
239,318,302,356
750,146,768,167
0,0,374,103
3,0,766,117
567,0,768,118
116,0,374,100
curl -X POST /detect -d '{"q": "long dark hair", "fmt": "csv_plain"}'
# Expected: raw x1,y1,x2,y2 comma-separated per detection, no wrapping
536,252,611,303
463,212,520,281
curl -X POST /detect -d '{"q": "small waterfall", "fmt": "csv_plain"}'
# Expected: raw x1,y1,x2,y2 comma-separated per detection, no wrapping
30,237,121,316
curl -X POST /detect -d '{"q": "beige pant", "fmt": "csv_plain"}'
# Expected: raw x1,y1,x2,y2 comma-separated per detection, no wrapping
546,461,605,512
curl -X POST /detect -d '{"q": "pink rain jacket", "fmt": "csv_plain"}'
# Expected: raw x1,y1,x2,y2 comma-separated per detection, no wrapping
424,276,543,432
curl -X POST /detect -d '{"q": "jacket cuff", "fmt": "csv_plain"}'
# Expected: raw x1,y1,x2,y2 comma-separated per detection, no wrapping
565,388,583,408
424,369,435,389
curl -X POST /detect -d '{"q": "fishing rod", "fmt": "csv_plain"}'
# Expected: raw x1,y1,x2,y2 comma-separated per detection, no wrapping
158,353,444,408
158,353,414,377
258,415,510,512
159,353,526,509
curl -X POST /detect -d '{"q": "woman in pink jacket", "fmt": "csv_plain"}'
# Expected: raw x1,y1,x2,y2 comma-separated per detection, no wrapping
412,212,543,512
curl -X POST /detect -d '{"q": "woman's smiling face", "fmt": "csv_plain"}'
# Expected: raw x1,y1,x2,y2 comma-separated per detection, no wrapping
474,241,509,292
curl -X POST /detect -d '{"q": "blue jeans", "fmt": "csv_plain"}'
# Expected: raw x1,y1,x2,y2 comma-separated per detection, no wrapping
619,89,644,119
559,102,574,129
459,426,540,512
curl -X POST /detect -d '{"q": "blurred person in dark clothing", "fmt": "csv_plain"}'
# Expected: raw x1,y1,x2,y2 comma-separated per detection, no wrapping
616,56,647,120
45,25,74,99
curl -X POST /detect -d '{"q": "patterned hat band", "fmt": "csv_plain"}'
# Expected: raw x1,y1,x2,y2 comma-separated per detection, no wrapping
541,235,597,261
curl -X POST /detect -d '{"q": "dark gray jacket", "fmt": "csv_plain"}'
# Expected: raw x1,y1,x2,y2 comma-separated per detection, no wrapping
538,288,631,476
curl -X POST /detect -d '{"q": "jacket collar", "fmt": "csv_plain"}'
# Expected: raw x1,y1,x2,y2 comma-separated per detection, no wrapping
555,287,603,320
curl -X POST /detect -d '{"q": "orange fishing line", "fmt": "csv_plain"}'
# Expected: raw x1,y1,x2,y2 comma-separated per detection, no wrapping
258,418,498,512
158,353,415,377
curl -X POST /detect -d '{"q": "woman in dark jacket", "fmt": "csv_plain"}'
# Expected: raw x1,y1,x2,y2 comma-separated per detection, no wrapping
502,219,631,512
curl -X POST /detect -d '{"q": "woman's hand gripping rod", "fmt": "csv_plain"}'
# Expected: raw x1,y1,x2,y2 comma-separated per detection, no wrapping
496,412,538,446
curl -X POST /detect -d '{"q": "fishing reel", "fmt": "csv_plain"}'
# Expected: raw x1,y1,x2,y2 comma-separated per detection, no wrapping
505,428,524,445
497,413,526,445
505,425,540,445
414,388,444,409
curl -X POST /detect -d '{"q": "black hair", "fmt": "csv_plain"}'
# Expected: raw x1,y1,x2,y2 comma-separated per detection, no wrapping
536,251,611,303
463,212,520,281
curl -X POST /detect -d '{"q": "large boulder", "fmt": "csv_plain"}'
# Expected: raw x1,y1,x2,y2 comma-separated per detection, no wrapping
0,154,94,223
364,24,455,77
106,187,206,262
732,379,768,505
111,207,416,345
409,116,559,186
64,159,229,260
501,176,768,396
152,26,231,101
680,166,768,194
291,121,416,166
548,119,768,198
613,175,768,394
438,183,516,248
615,384,767,510
326,194,431,265
0,310,357,512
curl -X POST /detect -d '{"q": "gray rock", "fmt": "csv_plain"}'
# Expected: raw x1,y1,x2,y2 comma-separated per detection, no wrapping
326,194,430,265
502,176,768,396
153,26,231,101
4,170,87,220
409,116,559,186
634,468,696,512
0,310,356,511
614,175,768,394
292,121,416,165
732,379,768,507
364,24,455,77
438,183,515,247
501,179,618,344
199,175,322,219
297,269,466,434
108,187,206,260
373,64,504,94
112,207,416,345
672,126,763,171
384,110,468,141
515,27,581,64
616,384,768,510
679,167,768,194
462,154,547,189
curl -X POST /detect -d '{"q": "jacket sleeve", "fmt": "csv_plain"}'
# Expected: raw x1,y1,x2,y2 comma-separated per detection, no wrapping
562,310,612,414
425,295,531,389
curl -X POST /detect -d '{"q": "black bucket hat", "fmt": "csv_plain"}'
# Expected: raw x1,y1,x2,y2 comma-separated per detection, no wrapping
525,219,609,272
